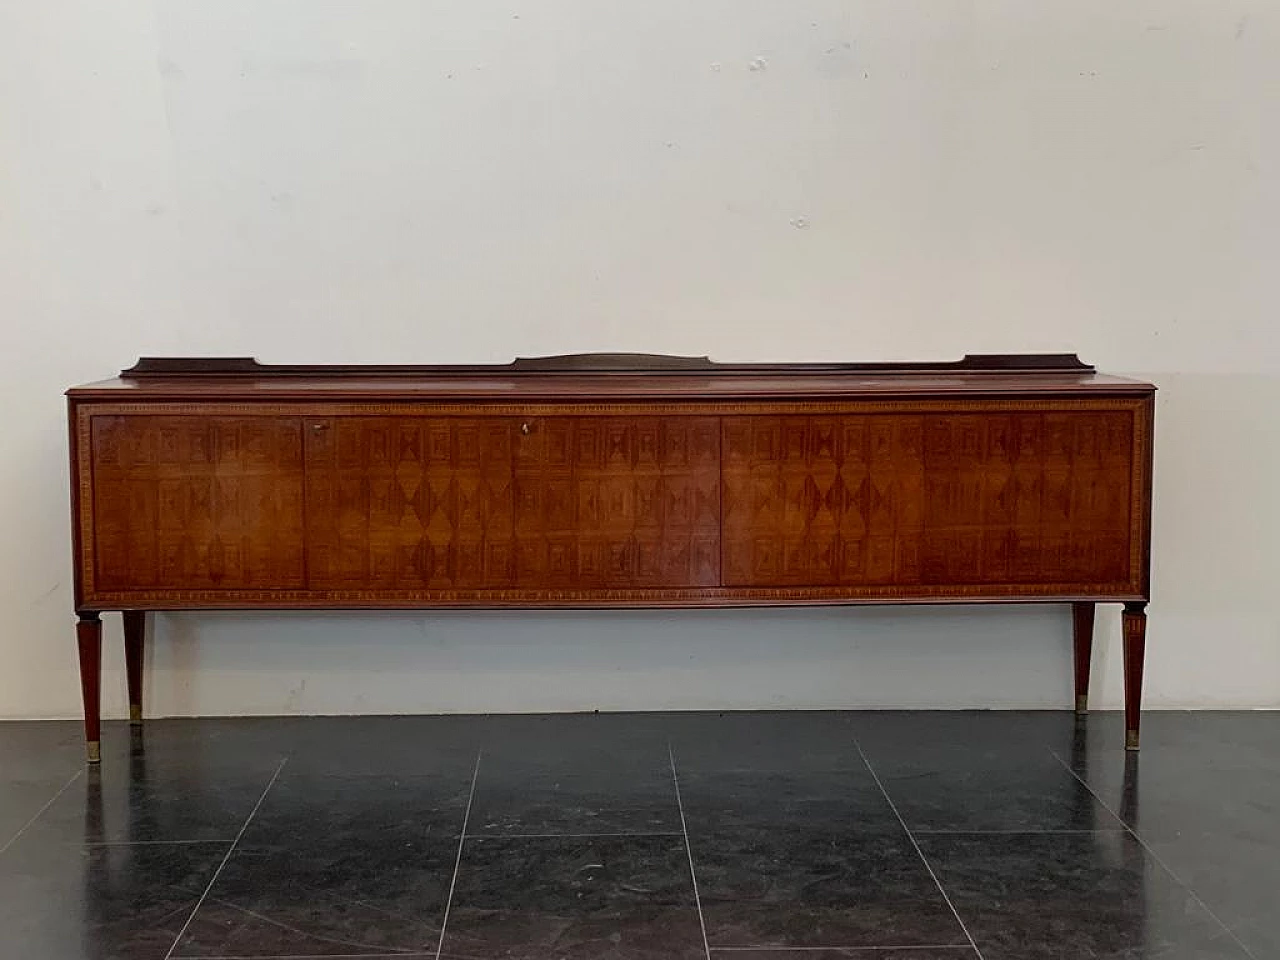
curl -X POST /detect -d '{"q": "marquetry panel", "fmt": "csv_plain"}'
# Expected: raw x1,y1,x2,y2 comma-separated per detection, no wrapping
89,416,305,591
722,410,1136,589
513,417,720,588
304,417,516,589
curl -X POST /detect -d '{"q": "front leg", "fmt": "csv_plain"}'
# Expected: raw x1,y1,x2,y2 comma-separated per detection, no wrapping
1072,602,1095,714
1122,602,1148,751
76,612,102,764
123,611,146,725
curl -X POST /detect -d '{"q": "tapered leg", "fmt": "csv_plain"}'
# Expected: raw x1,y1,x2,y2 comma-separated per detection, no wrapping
1072,602,1095,714
123,611,146,725
76,613,103,764
1122,602,1148,751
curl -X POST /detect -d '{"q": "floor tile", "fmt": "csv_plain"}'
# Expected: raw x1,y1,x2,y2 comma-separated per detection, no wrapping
872,754,1119,833
852,711,1081,759
854,712,1120,833
173,838,457,957
918,832,1254,960
0,776,78,850
471,715,678,837
676,768,902,836
24,759,277,845
0,837,226,960
1073,710,1280,760
694,826,964,949
1147,833,1280,960
1066,726,1280,844
0,720,86,782
286,715,485,778
240,770,475,845
483,711,675,765
678,763,958,949
93,717,303,771
1,711,1276,960
173,773,471,956
1066,714,1280,957
467,767,680,837
667,711,863,774
441,834,705,959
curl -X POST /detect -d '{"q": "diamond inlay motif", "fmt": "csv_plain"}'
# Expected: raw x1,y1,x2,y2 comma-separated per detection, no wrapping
723,412,1135,588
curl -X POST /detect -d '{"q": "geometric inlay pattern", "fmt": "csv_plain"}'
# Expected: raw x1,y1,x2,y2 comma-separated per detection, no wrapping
514,417,721,588
82,405,1142,601
304,417,517,589
90,416,306,590
723,411,1135,588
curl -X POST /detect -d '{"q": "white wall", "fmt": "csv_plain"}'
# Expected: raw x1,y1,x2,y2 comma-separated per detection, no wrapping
2,0,1277,720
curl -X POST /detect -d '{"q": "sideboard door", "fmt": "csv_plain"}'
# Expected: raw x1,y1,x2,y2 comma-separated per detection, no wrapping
722,415,927,587
514,417,720,589
88,415,305,594
304,417,517,591
722,409,1139,596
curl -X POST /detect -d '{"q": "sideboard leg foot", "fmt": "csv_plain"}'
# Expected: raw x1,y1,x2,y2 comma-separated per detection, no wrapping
76,612,103,764
1122,602,1148,751
1072,602,1095,714
123,611,146,726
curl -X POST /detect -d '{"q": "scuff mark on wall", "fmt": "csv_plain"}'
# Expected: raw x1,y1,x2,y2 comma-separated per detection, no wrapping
157,57,184,80
24,582,62,612
284,677,307,714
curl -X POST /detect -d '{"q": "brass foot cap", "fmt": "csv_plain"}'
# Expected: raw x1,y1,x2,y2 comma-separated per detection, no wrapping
86,741,101,764
1125,730,1140,751
129,704,143,724
1075,695,1089,714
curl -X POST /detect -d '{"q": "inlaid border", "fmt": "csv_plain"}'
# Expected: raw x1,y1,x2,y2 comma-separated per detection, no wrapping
72,395,1153,608
82,582,1143,608
74,398,1146,419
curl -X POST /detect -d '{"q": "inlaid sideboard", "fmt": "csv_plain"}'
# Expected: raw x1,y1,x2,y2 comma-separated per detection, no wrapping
66,353,1155,762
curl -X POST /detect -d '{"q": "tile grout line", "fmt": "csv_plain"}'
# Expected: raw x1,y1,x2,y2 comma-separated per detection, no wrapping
716,952,972,957
0,768,83,857
434,748,482,960
172,957,433,960
464,830,685,839
668,743,713,960
163,757,288,960
82,839,237,847
912,828,1124,835
853,739,987,960
1048,748,1260,960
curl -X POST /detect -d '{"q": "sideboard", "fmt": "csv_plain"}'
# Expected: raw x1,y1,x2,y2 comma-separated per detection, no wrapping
66,353,1155,762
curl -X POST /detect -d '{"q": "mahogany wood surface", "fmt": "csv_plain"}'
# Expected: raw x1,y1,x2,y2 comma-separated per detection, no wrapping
512,416,721,589
1072,602,1096,714
75,614,102,764
304,416,518,591
1122,603,1149,751
122,610,145,725
66,354,1156,759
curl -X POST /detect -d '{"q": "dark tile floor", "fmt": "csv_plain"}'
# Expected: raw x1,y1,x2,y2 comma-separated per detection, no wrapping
0,710,1275,960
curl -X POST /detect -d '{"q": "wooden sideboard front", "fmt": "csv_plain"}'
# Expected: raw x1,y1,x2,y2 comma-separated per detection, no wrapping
66,354,1154,762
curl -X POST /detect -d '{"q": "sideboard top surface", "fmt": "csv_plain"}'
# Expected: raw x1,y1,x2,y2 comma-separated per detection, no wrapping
68,354,1154,401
